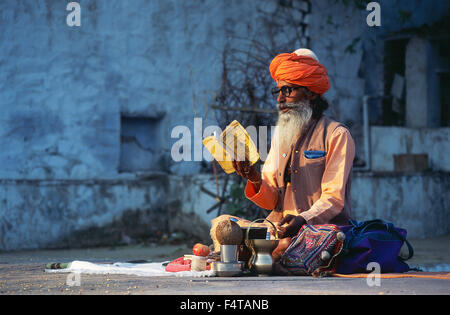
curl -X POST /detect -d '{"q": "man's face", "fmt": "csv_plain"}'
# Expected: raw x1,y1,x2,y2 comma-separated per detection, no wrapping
274,81,314,148
275,80,315,113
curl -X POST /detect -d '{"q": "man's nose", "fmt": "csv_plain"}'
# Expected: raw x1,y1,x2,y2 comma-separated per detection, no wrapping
277,92,286,103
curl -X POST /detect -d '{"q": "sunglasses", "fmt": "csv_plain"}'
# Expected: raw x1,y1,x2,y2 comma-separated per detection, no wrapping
271,85,303,97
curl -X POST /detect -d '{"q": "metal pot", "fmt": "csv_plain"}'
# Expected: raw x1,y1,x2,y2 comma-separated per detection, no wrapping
245,219,279,276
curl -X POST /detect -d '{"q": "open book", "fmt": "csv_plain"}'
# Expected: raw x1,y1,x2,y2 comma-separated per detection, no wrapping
202,120,260,174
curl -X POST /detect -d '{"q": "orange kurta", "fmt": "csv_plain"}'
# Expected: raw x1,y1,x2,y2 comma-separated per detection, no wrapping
245,116,355,225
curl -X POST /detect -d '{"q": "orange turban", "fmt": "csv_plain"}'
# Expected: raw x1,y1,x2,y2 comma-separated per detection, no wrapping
269,53,330,95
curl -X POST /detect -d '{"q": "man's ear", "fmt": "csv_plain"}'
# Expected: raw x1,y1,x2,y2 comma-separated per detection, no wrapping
304,88,318,101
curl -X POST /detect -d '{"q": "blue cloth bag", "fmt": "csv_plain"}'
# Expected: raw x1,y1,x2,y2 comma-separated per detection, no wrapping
336,219,414,274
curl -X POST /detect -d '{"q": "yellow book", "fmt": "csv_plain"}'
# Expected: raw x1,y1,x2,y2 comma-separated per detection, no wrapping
202,120,260,174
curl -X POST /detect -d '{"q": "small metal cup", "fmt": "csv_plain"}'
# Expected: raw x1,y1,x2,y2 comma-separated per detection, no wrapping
220,245,239,263
191,255,207,271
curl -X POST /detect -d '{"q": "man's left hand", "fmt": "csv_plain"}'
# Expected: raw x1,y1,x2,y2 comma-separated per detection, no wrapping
277,215,306,238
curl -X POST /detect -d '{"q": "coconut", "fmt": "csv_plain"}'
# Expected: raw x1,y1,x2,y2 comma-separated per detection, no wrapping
215,219,243,245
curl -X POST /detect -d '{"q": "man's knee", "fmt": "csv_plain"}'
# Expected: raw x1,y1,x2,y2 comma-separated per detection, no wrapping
272,237,291,262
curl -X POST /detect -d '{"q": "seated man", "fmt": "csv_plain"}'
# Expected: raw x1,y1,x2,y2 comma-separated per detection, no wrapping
210,48,355,262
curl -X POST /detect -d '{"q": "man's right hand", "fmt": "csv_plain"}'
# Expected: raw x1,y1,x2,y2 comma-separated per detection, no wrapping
232,159,262,184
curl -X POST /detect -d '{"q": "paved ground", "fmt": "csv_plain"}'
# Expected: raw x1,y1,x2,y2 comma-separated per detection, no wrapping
0,236,449,295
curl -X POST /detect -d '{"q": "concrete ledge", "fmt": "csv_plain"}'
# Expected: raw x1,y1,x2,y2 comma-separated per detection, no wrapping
0,174,217,251
0,171,448,250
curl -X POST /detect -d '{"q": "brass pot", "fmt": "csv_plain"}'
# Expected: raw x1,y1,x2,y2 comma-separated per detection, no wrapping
245,219,279,276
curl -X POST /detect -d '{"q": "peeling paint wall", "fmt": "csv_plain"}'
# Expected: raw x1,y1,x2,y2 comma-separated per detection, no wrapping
0,175,217,251
371,127,450,172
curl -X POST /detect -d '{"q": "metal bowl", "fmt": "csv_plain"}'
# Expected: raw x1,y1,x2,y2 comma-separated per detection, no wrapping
211,261,244,277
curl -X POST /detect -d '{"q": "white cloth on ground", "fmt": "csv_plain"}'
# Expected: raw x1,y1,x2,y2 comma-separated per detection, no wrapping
45,260,215,277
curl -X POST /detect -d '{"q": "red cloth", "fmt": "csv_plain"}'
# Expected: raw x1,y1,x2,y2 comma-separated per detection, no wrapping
165,257,191,272
164,257,211,273
269,53,330,95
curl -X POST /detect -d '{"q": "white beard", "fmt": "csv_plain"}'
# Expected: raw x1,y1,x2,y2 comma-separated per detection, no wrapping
275,101,313,149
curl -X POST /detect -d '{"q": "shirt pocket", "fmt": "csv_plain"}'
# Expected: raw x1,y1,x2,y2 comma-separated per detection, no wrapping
304,150,326,160
299,151,326,198
303,150,326,168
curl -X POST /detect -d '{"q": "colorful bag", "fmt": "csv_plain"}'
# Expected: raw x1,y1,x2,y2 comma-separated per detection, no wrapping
280,224,345,277
336,219,414,274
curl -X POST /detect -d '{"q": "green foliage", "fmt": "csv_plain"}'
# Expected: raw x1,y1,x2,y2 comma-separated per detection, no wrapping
333,0,368,55
223,181,249,217
397,9,412,24
222,180,264,220
344,36,361,54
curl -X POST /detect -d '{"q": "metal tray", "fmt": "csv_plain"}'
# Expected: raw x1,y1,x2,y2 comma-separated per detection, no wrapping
211,261,244,277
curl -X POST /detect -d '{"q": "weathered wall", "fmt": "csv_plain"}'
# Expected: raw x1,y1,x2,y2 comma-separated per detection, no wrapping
371,127,450,172
0,0,317,250
2,0,449,177
352,172,450,239
1,171,447,250
0,0,270,179
309,0,450,160
0,174,220,251
0,0,449,250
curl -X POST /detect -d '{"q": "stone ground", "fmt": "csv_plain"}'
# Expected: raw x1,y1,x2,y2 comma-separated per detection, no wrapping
0,235,449,296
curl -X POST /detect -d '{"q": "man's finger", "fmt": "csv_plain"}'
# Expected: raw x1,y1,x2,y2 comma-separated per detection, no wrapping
278,215,293,226
267,225,277,238
283,222,296,237
234,160,252,179
279,230,288,239
232,160,239,175
232,160,243,176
